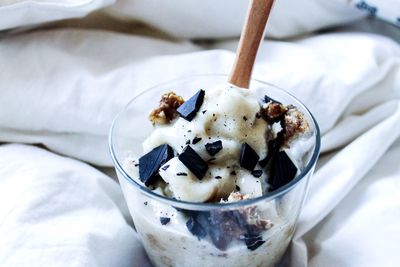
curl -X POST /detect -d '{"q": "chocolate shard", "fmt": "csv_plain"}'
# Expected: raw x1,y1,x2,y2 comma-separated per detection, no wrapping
205,140,223,156
259,135,283,168
178,145,208,180
251,170,263,178
207,212,236,251
225,210,248,229
192,137,202,144
139,144,174,186
186,209,268,252
240,143,260,171
177,89,205,121
264,95,281,104
186,215,207,240
161,164,170,171
160,217,171,225
241,234,265,251
269,151,297,191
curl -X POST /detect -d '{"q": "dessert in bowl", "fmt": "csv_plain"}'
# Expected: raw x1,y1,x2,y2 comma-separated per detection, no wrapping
109,75,320,267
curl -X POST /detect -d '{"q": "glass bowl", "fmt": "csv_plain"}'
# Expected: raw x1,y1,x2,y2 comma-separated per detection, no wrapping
109,74,320,267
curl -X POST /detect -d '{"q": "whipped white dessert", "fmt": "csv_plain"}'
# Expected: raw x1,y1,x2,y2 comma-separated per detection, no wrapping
122,84,312,267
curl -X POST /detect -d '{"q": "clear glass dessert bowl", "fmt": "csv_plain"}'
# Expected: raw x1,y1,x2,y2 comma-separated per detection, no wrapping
109,74,321,267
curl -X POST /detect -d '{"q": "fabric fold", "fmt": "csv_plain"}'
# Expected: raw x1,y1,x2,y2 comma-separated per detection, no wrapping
0,27,399,267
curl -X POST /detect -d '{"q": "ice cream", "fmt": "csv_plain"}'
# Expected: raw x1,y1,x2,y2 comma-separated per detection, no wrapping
122,83,312,267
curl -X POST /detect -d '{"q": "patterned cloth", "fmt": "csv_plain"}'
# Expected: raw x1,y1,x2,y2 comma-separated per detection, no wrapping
346,0,400,26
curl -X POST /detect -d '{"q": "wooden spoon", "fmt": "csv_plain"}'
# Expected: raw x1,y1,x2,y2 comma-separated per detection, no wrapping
228,0,275,89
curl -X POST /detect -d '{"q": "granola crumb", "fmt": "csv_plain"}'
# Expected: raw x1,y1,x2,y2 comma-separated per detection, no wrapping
149,92,184,124
261,102,288,123
283,108,309,146
227,192,251,202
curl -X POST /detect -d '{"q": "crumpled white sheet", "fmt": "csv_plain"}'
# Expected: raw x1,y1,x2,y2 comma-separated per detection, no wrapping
0,144,148,267
0,0,114,31
0,27,399,266
105,0,365,39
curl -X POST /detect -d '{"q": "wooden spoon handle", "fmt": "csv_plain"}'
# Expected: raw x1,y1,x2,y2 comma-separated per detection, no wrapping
228,0,275,88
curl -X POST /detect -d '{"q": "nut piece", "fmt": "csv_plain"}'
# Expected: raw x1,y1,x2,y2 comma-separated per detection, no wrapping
227,192,251,202
261,102,288,123
244,207,273,231
149,92,184,124
282,107,309,145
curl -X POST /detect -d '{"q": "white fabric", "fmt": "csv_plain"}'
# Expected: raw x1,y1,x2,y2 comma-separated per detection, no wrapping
0,144,149,267
106,0,366,39
0,25,400,267
0,0,114,31
344,0,400,26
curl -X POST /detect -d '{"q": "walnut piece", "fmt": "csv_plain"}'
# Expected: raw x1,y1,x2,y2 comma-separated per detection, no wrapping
227,192,251,202
282,108,309,145
149,92,184,124
244,206,274,231
261,102,288,123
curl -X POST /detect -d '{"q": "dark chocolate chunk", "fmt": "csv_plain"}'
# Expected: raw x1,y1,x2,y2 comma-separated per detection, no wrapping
240,234,265,251
176,172,188,176
251,170,263,178
255,113,261,119
186,216,207,240
177,89,205,121
161,164,170,171
134,163,139,167
192,137,202,144
243,116,248,121
160,217,170,225
178,145,208,180
205,140,223,156
246,223,263,236
215,176,222,179
240,143,260,171
143,201,148,206
225,210,248,229
139,144,174,186
185,140,191,145
186,210,266,252
207,212,236,251
259,136,282,167
236,185,241,191
269,151,297,191
264,95,281,104
258,157,268,168
207,210,250,251
202,110,207,114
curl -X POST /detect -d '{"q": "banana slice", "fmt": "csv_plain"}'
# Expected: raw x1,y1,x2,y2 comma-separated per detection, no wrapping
159,158,235,202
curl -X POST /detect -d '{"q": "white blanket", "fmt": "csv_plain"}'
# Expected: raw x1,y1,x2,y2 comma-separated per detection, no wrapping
0,25,399,266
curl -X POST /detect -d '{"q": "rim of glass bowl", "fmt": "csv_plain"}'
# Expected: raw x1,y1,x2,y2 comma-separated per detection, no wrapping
109,74,321,210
